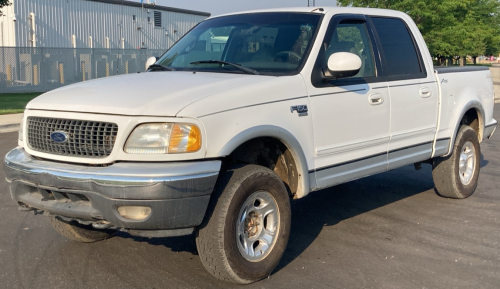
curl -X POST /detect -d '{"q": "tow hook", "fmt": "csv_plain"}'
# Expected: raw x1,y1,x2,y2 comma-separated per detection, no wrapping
92,220,113,229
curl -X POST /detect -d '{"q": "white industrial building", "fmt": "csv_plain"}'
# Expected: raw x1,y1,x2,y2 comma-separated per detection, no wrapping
0,0,209,93
0,0,210,49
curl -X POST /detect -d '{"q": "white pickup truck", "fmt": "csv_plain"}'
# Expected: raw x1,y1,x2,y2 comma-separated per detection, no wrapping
4,7,497,284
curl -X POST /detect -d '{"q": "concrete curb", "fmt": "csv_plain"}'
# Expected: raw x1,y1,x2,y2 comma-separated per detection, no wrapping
0,113,23,134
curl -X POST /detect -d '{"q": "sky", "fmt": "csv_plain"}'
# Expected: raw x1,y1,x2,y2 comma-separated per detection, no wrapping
149,0,338,16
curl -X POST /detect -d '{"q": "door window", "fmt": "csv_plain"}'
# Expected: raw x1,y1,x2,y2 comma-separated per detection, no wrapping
324,21,376,78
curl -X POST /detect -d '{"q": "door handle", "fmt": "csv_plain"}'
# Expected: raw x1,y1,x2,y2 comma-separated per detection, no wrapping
420,87,432,98
369,93,384,105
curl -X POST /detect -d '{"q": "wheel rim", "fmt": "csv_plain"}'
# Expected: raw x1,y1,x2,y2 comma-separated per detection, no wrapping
236,190,280,262
459,141,476,185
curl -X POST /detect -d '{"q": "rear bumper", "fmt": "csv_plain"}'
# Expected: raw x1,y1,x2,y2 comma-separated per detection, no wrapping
4,147,220,231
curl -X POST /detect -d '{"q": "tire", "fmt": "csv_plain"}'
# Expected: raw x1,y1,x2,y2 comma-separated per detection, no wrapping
49,215,115,243
432,125,481,199
196,165,291,284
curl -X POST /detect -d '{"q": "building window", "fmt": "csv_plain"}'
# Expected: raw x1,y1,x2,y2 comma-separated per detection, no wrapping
154,11,161,27
133,15,136,21
148,17,151,23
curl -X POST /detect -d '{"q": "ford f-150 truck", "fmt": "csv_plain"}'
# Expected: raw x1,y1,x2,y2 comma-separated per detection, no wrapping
4,7,497,284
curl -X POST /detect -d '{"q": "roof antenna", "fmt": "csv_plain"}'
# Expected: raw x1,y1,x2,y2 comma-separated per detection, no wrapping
308,0,324,12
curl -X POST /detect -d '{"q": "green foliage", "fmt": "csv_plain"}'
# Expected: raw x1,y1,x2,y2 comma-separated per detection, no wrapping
337,0,500,59
0,0,11,16
0,93,41,115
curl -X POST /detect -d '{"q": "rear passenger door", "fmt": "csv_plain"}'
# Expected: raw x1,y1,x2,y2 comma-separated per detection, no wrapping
369,16,438,169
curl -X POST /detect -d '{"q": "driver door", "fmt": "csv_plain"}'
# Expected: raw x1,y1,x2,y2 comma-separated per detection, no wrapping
306,15,391,189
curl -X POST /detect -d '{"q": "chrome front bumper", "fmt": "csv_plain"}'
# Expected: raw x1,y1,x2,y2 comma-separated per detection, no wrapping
4,147,221,230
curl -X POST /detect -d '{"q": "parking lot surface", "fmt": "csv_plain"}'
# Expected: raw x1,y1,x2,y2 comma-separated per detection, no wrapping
0,105,499,289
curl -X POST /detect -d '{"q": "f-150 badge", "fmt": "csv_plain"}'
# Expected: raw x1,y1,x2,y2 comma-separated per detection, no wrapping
290,105,308,117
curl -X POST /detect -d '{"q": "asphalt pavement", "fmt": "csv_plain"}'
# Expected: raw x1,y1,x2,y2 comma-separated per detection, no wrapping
0,106,499,289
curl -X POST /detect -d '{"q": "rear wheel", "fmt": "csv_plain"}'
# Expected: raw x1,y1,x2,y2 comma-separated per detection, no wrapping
196,165,291,284
49,215,115,243
432,125,481,199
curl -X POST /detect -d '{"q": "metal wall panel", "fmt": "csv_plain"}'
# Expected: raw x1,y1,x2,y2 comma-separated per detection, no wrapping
0,46,165,93
0,5,16,46
11,0,207,49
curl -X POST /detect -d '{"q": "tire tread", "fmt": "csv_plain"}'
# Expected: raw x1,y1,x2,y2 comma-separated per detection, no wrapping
432,125,480,199
196,165,290,284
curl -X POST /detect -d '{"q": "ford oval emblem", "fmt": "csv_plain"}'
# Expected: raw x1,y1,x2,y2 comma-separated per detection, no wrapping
50,131,69,143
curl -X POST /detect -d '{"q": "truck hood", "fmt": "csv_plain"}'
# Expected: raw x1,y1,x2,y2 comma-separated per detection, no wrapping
27,72,271,116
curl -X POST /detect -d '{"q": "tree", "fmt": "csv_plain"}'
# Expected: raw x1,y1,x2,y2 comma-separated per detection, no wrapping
337,0,500,65
0,0,11,17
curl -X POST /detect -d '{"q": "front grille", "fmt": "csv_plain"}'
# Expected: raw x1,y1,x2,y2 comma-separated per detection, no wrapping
27,117,118,158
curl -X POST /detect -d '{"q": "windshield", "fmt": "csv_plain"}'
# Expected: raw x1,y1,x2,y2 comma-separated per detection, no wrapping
156,13,322,75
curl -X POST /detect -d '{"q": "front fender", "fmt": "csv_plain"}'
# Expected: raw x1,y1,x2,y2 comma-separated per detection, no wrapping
219,125,312,198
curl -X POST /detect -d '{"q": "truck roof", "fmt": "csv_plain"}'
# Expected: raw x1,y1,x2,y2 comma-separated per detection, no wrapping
210,7,408,19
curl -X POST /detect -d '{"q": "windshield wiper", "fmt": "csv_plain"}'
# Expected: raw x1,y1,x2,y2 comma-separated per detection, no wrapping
148,64,175,71
190,60,259,75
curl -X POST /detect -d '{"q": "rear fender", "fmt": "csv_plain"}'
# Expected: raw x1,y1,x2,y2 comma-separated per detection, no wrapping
445,100,485,156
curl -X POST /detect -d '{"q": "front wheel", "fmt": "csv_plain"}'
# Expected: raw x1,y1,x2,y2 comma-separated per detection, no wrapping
432,125,481,198
196,165,291,284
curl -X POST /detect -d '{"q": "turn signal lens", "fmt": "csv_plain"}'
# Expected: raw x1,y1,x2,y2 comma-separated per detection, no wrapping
168,124,202,153
117,206,152,220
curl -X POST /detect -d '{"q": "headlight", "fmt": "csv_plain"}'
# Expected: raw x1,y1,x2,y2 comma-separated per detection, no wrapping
124,123,202,154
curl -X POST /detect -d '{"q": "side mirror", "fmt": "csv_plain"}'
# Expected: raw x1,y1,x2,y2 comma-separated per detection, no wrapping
324,52,362,79
146,56,158,70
